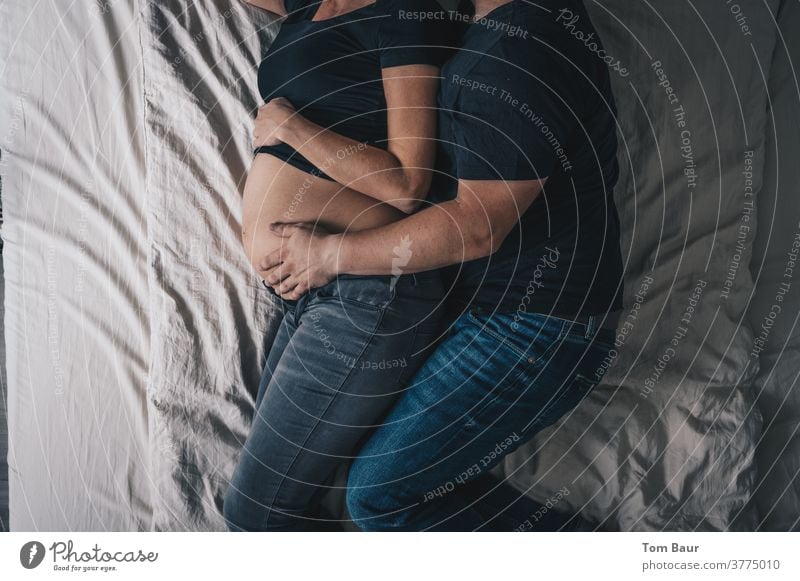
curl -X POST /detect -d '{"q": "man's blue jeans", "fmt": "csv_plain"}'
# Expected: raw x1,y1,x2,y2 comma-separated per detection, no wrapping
346,309,617,531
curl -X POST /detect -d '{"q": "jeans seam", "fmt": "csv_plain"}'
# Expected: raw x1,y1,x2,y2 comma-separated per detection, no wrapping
255,313,298,411
317,295,388,311
395,324,419,388
466,313,530,361
261,305,388,530
468,312,568,364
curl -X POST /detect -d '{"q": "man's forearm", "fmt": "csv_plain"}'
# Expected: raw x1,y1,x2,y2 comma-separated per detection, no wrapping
328,200,492,276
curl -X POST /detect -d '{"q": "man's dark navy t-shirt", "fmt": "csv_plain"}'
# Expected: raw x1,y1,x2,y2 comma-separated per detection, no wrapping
431,0,624,318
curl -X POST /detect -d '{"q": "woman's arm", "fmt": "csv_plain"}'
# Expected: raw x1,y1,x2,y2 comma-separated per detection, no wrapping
241,0,286,16
254,64,441,214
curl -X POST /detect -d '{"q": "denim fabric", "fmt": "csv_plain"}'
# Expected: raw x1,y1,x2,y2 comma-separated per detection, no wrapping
346,309,617,531
223,272,445,531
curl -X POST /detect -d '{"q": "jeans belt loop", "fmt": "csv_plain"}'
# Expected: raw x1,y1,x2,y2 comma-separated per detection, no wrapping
570,310,621,334
585,314,599,339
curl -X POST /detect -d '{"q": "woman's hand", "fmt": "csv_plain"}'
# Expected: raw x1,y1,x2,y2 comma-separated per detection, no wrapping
258,223,340,300
252,97,296,148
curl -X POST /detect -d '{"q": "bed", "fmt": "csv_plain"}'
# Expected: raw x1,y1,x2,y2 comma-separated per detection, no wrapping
1,0,797,531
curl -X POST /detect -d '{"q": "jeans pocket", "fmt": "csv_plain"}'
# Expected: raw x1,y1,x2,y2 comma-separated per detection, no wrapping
466,310,565,365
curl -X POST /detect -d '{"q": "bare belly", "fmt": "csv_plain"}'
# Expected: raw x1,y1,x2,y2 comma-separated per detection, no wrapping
241,153,405,270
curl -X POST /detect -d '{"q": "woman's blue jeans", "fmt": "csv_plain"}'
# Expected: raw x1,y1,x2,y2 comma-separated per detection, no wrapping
223,272,445,531
345,308,617,531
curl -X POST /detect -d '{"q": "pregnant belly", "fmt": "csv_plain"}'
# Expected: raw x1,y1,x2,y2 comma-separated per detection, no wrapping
241,153,405,270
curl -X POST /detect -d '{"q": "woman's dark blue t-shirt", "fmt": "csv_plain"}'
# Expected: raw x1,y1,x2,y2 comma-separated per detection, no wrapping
255,0,451,180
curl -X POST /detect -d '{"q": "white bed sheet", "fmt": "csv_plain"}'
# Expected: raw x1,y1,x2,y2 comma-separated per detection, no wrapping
139,0,283,531
1,0,152,530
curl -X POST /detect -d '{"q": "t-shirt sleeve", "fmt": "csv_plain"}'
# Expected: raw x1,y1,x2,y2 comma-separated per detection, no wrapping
452,54,574,182
377,0,451,69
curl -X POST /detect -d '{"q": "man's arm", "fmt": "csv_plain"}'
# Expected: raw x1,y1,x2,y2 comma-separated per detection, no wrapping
260,177,547,299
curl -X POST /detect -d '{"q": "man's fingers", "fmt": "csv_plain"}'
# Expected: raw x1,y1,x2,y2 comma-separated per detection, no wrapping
262,269,289,287
283,286,308,301
283,281,309,301
275,276,299,296
258,249,283,271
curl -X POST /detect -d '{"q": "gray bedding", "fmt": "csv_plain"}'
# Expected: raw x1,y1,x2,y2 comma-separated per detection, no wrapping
746,0,800,531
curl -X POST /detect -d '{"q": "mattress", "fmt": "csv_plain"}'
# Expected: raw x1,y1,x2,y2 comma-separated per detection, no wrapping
1,0,794,531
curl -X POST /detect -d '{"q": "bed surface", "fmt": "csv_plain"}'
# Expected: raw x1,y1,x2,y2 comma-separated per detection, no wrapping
504,0,781,531
1,0,152,530
1,0,797,531
746,0,800,531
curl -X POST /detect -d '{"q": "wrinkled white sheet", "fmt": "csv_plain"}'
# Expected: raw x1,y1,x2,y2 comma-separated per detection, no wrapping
2,0,794,531
1,0,152,530
139,0,283,531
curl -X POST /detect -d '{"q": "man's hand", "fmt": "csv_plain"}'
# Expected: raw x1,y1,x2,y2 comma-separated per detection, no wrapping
252,97,296,149
258,223,339,300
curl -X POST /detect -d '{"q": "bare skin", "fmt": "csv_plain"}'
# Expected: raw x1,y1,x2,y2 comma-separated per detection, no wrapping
240,0,440,279
241,155,406,272
240,0,286,16
257,177,547,300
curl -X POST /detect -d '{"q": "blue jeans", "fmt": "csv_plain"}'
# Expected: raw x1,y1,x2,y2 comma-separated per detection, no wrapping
346,309,617,531
223,272,445,531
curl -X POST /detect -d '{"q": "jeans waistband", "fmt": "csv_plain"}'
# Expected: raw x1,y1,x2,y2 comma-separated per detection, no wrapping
337,270,441,286
551,310,622,333
260,269,443,304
